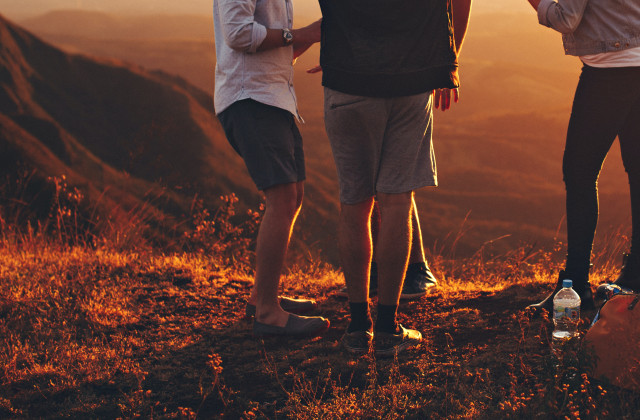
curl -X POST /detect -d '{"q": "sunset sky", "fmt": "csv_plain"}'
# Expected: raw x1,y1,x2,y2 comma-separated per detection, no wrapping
0,0,629,254
0,0,531,19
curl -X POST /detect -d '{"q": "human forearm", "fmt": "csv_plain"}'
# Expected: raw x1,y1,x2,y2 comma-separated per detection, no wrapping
256,29,288,51
257,19,321,54
452,0,473,54
292,19,321,59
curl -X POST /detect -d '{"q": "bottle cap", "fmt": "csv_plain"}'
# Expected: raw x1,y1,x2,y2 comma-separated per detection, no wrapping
562,279,573,288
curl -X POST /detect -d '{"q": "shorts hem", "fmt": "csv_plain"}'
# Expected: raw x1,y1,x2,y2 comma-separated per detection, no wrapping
375,180,438,195
257,176,306,191
339,180,437,204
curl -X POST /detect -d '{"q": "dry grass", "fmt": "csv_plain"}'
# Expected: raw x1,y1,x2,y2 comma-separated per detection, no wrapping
1,189,640,419
1,237,639,419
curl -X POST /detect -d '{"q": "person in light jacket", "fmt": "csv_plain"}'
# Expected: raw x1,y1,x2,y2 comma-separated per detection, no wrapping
526,0,640,313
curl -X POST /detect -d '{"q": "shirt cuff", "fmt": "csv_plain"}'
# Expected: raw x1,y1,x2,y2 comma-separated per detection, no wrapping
537,0,555,27
249,23,267,53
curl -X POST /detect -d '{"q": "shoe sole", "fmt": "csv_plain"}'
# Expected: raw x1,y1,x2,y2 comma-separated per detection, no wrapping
342,344,370,355
253,321,330,338
375,337,421,357
336,290,423,300
335,289,377,298
245,303,318,318
400,283,438,300
399,291,427,300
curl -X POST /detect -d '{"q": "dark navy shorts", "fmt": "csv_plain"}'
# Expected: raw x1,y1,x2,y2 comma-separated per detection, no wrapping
218,99,305,191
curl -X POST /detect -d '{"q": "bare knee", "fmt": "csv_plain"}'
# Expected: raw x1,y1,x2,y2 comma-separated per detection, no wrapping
295,181,304,213
264,183,300,220
341,198,375,228
377,191,413,214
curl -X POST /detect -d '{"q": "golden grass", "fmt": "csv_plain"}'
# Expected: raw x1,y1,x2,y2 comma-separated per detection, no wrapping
1,235,639,419
1,188,639,418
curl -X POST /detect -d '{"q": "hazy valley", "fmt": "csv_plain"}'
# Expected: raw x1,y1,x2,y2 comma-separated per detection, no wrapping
2,8,640,419
1,8,632,261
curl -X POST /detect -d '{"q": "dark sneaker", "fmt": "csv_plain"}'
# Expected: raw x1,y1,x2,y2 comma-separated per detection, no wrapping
335,263,378,298
528,270,595,315
374,324,422,357
341,330,374,355
400,262,438,300
612,253,640,292
253,314,330,338
595,282,634,303
245,296,318,318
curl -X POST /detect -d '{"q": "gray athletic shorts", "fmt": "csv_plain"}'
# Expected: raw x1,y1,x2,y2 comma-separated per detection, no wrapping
324,87,437,205
218,99,305,191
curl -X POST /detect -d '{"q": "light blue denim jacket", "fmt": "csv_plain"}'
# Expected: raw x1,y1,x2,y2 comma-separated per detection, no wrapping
538,0,640,56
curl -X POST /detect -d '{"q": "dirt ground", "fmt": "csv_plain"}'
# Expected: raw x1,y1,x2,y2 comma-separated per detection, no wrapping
3,249,637,419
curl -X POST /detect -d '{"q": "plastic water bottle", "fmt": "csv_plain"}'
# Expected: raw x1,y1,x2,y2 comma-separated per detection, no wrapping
552,279,581,358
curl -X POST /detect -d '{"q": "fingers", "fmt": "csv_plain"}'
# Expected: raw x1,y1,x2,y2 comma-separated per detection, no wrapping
434,89,449,111
307,65,322,74
433,88,460,112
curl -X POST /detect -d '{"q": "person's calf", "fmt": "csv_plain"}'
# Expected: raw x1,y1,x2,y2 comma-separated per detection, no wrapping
339,199,375,302
376,192,413,305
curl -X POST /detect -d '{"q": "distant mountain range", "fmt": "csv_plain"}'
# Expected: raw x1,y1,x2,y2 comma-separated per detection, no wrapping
0,1,214,17
21,10,213,40
0,0,530,20
0,14,258,244
1,10,632,262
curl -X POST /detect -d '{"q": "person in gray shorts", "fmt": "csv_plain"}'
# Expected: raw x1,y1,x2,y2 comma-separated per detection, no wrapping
318,0,473,356
214,0,329,337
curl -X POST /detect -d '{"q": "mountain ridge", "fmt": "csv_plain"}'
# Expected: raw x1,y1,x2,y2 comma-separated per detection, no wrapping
0,14,256,244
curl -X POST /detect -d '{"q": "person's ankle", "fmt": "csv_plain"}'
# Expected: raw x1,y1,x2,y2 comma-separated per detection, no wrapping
347,319,372,333
255,306,289,327
348,301,372,332
375,303,399,334
375,322,399,334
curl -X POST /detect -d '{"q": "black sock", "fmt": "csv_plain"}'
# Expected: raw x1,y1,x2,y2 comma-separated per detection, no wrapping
348,301,372,333
375,303,398,334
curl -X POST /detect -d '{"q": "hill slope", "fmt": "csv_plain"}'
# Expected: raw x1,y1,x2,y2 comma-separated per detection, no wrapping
5,10,633,260
0,14,257,243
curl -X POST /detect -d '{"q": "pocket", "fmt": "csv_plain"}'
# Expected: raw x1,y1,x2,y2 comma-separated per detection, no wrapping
325,89,368,110
329,98,368,110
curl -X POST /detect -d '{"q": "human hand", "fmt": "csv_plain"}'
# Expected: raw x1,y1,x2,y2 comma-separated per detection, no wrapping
307,65,322,74
292,18,321,60
433,88,459,112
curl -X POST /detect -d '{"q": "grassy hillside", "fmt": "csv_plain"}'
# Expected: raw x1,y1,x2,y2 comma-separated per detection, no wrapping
0,14,265,251
1,221,638,418
1,8,638,419
13,10,634,261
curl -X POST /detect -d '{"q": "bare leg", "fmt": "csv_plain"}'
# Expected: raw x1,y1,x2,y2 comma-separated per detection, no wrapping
376,191,413,305
408,197,426,264
249,181,304,327
372,195,425,265
340,198,375,303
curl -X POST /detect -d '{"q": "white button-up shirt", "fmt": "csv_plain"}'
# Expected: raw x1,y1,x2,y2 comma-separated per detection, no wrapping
213,0,300,120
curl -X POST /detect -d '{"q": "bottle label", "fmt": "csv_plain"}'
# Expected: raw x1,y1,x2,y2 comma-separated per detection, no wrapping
554,306,579,321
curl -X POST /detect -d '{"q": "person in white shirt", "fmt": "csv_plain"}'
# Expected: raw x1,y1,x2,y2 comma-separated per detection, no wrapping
526,0,640,313
213,0,329,337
